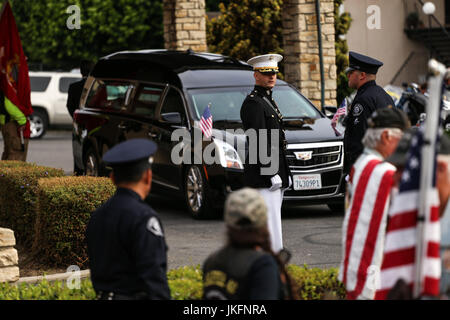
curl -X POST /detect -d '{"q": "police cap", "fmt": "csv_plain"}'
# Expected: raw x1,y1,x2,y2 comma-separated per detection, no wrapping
345,51,384,75
225,188,267,230
367,107,410,131
103,138,157,167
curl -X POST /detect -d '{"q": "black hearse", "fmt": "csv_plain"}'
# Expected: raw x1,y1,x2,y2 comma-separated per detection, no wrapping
72,50,345,218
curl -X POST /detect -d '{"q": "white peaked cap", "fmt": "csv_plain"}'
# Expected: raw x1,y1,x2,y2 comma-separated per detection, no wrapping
247,54,283,73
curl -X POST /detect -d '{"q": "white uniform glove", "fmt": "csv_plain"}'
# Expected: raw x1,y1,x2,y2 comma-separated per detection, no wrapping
269,174,282,191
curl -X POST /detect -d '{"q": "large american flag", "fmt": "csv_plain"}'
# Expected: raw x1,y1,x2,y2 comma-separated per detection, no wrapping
200,105,213,139
338,153,396,299
375,128,441,299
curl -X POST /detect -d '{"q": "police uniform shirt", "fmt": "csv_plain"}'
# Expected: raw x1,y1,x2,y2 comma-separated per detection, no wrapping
86,187,170,299
344,80,394,169
240,85,291,188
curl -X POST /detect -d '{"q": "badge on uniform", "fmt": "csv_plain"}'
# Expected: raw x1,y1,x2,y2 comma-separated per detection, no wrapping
352,104,364,116
147,217,164,237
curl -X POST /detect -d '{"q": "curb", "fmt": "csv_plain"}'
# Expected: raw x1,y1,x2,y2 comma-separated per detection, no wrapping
14,269,90,285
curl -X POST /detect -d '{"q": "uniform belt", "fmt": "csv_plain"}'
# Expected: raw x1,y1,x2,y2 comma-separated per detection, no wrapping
96,291,149,300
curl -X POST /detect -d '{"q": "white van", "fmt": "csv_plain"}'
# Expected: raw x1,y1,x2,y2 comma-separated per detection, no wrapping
29,71,81,138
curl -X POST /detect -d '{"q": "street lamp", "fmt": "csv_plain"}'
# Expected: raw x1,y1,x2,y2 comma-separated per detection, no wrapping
423,2,436,59
422,2,436,16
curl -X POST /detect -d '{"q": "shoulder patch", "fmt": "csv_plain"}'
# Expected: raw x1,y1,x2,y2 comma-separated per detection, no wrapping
352,103,364,116
147,217,164,237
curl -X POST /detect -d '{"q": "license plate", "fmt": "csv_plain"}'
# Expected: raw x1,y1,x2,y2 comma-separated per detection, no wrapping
293,174,322,190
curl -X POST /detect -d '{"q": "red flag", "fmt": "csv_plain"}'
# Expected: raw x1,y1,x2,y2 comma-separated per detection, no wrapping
0,1,32,137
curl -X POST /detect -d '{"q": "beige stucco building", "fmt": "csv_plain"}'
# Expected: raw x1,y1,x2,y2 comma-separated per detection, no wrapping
344,0,449,87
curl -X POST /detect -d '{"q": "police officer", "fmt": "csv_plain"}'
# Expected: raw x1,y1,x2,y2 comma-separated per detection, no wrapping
86,138,171,300
240,54,291,253
343,51,396,173
66,60,94,118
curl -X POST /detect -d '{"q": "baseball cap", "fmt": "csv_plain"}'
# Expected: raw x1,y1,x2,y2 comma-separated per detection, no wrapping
224,188,268,229
367,107,410,130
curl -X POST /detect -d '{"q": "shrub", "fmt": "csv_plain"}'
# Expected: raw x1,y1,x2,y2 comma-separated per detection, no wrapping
34,176,115,268
167,265,203,300
0,265,346,300
287,264,346,300
0,163,64,246
0,279,96,300
0,160,34,169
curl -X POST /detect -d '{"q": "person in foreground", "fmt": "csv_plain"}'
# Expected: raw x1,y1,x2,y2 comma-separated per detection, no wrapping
86,138,171,300
202,187,296,300
339,107,410,300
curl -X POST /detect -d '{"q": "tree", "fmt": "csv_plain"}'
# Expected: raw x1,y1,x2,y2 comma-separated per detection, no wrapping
334,0,353,104
206,0,283,64
9,0,164,70
206,0,228,11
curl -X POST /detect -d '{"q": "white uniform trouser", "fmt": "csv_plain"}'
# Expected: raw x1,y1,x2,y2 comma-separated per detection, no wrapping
258,188,284,253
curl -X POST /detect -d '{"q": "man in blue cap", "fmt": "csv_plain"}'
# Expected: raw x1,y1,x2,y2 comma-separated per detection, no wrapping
86,138,171,300
343,51,396,174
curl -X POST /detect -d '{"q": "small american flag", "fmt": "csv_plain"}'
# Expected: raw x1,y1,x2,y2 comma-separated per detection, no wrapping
200,105,213,139
375,128,441,299
332,99,347,127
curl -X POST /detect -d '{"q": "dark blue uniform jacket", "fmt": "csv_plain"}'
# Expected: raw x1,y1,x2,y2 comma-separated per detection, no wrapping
86,188,171,299
343,80,394,172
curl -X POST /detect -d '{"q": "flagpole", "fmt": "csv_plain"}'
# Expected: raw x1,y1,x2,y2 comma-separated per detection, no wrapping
414,59,446,298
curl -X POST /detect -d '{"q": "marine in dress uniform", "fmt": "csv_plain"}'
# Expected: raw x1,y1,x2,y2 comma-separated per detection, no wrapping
343,51,396,173
240,54,292,253
86,139,171,300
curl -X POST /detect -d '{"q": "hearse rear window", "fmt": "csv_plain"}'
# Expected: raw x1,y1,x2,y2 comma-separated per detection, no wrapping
132,85,164,119
86,80,133,111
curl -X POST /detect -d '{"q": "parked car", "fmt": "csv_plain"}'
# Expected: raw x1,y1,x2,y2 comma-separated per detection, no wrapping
72,49,345,219
29,71,81,138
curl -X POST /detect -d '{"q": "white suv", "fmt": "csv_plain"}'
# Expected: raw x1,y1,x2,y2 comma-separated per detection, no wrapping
29,71,81,138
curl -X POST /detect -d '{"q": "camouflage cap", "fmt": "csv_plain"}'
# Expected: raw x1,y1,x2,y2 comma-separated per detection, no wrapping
224,188,268,229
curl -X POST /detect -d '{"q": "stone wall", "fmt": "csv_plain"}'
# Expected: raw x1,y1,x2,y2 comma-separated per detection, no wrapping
0,228,19,283
282,0,337,108
163,0,207,52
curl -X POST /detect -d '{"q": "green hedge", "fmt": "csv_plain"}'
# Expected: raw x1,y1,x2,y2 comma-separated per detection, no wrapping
0,265,345,300
35,176,115,268
0,162,64,246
